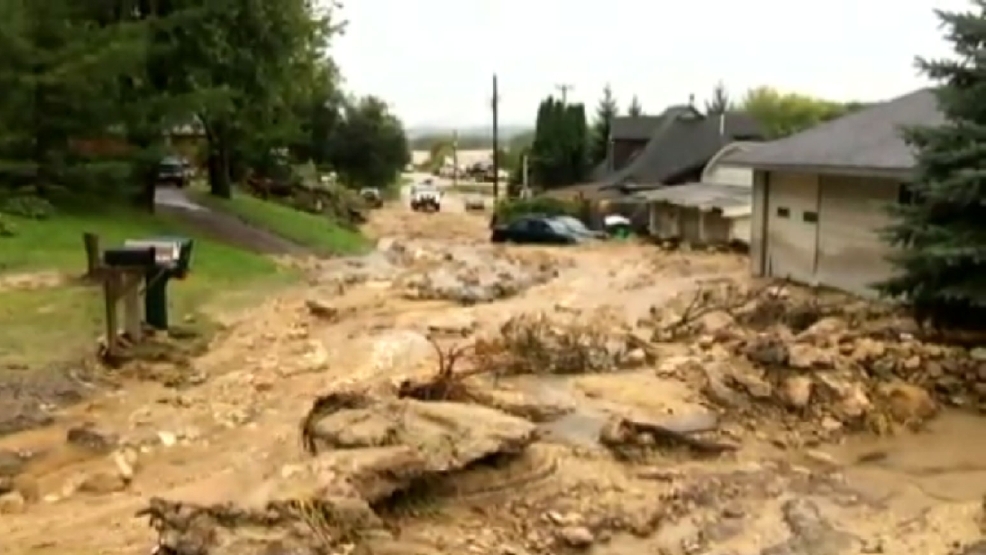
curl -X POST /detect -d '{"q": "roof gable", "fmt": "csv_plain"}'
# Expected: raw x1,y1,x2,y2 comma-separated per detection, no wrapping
725,88,943,173
604,111,764,187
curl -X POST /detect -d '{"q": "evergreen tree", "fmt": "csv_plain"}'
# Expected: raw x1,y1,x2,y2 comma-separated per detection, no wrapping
0,0,146,198
528,96,588,187
566,103,588,183
706,81,732,114
876,3,986,330
627,95,643,116
590,84,618,166
530,96,561,186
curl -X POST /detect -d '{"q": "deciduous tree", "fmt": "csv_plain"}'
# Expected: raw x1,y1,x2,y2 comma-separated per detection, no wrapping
739,86,861,138
327,95,410,190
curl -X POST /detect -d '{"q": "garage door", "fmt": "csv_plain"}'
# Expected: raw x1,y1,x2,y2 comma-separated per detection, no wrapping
765,173,819,284
816,176,898,296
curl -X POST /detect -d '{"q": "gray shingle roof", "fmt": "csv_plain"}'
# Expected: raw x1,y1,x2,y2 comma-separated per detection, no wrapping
604,111,763,187
725,88,942,173
610,116,664,140
636,182,750,212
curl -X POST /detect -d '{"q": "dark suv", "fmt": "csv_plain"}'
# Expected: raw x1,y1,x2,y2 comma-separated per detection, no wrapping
156,156,192,188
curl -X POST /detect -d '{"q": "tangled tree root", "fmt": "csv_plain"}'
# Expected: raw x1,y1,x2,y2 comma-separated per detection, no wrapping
300,390,376,455
396,338,480,401
472,310,653,376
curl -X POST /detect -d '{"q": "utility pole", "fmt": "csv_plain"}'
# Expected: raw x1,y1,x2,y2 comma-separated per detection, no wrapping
521,152,530,198
555,83,573,103
491,73,500,202
451,129,459,188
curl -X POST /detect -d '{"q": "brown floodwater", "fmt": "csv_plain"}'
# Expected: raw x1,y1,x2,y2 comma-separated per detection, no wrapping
828,410,986,505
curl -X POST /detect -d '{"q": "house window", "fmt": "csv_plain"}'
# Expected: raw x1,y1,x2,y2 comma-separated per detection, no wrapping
803,211,818,223
776,207,790,218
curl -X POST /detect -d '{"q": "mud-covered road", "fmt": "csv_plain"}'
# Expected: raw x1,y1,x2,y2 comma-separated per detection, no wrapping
2,199,986,555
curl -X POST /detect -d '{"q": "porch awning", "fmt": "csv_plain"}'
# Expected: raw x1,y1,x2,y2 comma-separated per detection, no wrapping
635,182,751,218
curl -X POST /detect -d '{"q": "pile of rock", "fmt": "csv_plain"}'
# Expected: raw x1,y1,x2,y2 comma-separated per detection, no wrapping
396,250,559,305
650,289,986,435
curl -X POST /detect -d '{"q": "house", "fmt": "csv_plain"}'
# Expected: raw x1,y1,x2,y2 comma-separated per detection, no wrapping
544,104,763,230
597,106,762,232
724,88,942,297
607,115,665,172
641,142,758,246
167,121,206,161
601,105,763,190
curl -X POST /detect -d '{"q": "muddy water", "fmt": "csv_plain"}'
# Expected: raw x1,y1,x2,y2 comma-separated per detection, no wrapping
827,410,986,505
516,369,986,509
515,374,718,448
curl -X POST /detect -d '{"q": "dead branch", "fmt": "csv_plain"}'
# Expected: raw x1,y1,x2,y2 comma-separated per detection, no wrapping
397,337,484,401
657,282,785,339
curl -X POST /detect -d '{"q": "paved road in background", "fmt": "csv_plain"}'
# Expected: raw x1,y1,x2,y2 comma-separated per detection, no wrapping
401,172,472,213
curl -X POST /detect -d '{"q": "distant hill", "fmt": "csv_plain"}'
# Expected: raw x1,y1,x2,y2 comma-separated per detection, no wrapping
406,124,532,140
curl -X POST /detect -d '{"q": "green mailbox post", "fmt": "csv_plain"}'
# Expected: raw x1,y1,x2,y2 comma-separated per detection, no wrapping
121,237,194,330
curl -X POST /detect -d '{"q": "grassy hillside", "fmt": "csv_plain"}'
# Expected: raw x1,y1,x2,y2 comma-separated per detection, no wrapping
0,204,299,367
190,190,368,255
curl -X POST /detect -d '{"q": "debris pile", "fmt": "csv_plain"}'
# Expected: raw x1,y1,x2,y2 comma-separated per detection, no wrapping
143,389,539,555
474,310,653,376
646,282,986,435
389,242,562,305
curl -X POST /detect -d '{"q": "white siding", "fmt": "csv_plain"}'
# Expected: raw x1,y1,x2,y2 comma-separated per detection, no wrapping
704,164,754,187
765,173,819,284
815,176,898,297
750,172,767,275
729,216,751,245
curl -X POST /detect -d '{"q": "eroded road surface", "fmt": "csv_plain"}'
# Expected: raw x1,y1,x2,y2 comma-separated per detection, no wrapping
3,200,986,555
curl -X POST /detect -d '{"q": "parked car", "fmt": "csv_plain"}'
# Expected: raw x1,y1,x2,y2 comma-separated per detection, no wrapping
464,196,486,211
549,215,606,240
360,187,384,208
156,156,192,188
490,215,580,244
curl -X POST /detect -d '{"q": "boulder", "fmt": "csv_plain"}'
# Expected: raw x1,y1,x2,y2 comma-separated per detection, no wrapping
876,381,937,425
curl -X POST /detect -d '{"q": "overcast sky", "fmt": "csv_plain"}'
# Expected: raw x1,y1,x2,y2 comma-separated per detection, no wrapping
332,0,968,128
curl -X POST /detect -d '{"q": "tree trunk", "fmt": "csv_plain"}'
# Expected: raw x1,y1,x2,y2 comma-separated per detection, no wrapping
207,142,232,198
205,123,232,198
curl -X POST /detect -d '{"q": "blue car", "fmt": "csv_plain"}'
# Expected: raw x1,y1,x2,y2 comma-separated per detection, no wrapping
490,215,580,244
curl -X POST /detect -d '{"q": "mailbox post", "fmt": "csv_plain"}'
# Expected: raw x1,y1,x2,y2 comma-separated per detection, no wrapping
100,237,194,357
123,237,193,330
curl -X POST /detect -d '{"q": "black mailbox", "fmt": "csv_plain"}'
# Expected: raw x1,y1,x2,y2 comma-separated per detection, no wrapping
103,246,156,268
117,236,195,330
123,237,194,278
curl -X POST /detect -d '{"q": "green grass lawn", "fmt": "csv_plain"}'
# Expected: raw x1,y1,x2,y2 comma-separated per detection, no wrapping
191,189,368,255
0,205,298,367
